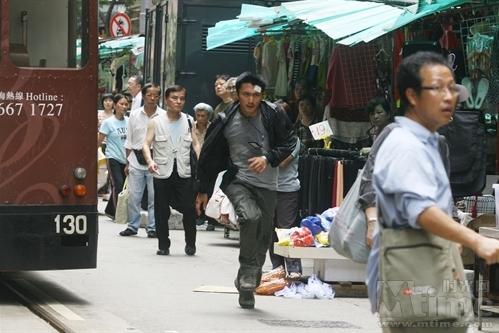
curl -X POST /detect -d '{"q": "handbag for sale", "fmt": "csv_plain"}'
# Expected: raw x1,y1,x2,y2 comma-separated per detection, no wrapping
330,169,369,263
115,177,129,224
378,226,474,326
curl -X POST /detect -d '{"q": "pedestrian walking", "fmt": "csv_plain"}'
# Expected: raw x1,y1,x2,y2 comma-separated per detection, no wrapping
268,137,302,278
97,94,129,219
120,83,164,238
127,75,143,111
192,102,217,231
142,85,197,256
368,51,499,332
195,72,296,309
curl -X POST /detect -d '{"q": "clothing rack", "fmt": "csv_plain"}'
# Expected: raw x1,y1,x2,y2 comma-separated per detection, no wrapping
298,150,365,218
307,148,364,160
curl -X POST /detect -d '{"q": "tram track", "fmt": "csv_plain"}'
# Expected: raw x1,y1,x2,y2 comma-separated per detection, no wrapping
0,275,74,333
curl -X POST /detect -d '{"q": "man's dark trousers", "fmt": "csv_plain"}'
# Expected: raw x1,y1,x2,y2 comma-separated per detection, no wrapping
224,179,277,287
153,163,196,250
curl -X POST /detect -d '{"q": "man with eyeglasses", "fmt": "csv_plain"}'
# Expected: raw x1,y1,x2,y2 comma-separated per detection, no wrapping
120,83,164,238
142,85,197,256
195,72,296,309
367,51,499,332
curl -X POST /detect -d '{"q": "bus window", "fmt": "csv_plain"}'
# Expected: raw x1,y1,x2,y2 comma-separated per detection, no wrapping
9,0,88,68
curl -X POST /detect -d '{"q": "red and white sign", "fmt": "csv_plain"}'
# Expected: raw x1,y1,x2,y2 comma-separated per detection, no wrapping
109,12,132,37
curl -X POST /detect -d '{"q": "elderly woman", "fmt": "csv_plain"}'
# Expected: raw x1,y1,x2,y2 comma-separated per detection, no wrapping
192,102,213,158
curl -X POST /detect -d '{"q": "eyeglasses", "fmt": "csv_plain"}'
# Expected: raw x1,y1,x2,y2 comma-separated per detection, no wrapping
420,85,459,96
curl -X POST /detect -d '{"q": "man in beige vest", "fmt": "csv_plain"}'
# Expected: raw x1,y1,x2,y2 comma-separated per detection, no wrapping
143,85,197,256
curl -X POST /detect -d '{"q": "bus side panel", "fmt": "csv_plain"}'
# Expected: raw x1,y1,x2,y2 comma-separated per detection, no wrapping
0,206,98,271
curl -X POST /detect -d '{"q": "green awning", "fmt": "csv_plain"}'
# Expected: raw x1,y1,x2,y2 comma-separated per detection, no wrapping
207,0,470,49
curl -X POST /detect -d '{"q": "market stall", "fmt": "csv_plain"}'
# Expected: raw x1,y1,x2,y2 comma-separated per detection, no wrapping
207,0,499,287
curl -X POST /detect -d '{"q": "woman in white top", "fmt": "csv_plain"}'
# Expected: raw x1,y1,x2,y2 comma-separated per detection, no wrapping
98,94,129,219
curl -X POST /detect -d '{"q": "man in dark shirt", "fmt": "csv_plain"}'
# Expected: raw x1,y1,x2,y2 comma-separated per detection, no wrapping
196,72,295,309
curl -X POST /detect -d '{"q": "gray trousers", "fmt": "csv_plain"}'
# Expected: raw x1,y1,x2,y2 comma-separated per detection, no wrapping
224,179,277,284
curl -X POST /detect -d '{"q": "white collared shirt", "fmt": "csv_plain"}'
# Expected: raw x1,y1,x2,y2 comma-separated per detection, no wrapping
131,91,143,110
125,106,166,169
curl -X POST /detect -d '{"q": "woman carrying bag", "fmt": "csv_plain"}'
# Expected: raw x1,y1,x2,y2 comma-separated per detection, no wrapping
97,94,129,219
368,51,499,332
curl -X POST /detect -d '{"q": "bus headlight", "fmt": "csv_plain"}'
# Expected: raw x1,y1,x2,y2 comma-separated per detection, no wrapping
73,167,87,180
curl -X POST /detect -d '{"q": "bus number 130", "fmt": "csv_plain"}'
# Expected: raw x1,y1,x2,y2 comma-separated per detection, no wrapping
53,215,87,235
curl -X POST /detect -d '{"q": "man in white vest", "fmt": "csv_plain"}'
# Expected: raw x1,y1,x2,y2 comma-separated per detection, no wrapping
120,83,164,238
142,85,197,256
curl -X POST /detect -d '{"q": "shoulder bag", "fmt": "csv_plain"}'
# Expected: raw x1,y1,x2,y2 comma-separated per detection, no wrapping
378,226,474,326
330,169,369,263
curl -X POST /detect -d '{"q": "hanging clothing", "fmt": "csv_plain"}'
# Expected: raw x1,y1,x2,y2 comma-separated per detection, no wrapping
261,38,279,88
298,149,365,216
326,43,378,110
275,39,289,97
336,161,344,207
323,105,371,144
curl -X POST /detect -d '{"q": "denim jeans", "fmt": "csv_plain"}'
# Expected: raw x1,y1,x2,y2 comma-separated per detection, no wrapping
127,166,155,232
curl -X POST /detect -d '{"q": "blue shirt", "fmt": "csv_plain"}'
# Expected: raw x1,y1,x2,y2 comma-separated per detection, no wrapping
366,116,453,312
100,115,128,164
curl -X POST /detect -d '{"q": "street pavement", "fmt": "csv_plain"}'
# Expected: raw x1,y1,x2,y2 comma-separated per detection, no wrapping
1,199,499,332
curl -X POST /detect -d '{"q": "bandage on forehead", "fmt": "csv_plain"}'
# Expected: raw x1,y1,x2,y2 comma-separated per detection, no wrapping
253,85,262,93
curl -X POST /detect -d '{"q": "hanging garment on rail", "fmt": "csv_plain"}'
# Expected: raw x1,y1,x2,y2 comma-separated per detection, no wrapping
298,149,365,217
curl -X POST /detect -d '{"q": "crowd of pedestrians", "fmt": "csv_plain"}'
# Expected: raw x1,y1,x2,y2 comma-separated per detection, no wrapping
97,71,308,308
97,53,499,320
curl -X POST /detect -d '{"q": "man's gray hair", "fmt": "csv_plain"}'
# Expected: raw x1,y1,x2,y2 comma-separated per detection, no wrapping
193,102,213,113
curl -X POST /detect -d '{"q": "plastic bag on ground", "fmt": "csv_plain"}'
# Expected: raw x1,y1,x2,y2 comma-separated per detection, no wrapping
274,283,302,299
255,278,288,295
306,274,335,299
274,275,335,299
261,265,285,283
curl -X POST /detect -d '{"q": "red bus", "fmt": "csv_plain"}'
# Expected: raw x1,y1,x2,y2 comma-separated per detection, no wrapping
0,0,98,270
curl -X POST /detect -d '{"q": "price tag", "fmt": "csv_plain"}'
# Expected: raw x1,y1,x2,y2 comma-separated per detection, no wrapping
309,120,333,140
